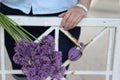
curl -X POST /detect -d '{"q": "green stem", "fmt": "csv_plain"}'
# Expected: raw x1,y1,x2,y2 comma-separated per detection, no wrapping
0,13,40,42
0,17,18,41
3,15,31,41
0,13,34,42
5,14,37,40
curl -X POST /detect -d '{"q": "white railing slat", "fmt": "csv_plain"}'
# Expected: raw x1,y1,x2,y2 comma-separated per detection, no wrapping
0,26,6,80
9,16,120,27
112,27,120,80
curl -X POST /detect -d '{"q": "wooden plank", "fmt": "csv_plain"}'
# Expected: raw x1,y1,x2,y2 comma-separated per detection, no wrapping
0,70,113,75
106,28,113,80
112,27,120,80
8,16,120,27
0,27,6,80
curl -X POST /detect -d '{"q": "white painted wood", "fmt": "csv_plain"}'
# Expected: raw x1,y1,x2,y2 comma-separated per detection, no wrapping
106,28,114,80
86,28,108,47
66,71,112,75
0,70,112,75
112,27,120,80
34,27,55,42
0,26,6,80
54,27,60,51
9,16,120,27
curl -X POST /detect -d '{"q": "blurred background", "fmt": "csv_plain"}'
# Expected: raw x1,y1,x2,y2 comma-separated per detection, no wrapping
89,0,120,18
1,0,120,80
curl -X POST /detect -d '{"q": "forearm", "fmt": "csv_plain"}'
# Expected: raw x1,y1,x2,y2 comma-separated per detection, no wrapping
78,0,92,10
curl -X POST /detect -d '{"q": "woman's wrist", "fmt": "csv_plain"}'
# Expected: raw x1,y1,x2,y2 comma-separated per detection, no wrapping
76,3,88,13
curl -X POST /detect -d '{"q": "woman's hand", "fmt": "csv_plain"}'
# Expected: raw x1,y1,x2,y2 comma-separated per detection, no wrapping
58,6,87,30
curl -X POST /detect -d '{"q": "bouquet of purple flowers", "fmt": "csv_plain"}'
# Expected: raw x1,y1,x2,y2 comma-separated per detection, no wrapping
13,35,66,80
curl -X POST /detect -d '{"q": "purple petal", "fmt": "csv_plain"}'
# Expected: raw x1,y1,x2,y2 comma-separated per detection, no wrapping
68,42,85,61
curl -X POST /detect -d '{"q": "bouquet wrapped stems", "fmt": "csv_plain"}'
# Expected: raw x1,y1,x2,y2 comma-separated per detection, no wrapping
0,13,37,42
60,28,82,49
60,28,85,67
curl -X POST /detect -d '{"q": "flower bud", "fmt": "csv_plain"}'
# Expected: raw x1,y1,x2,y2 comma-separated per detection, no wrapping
68,42,85,61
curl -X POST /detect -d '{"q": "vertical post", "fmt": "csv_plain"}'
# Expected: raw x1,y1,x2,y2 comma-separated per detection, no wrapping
112,27,120,80
55,27,59,51
106,28,113,80
0,26,6,80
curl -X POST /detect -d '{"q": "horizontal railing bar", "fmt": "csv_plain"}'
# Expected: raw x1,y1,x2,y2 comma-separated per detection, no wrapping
8,16,120,27
66,71,112,75
0,70,112,75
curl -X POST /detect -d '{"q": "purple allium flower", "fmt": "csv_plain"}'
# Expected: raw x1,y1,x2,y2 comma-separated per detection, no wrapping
68,42,85,61
51,66,66,80
13,35,66,80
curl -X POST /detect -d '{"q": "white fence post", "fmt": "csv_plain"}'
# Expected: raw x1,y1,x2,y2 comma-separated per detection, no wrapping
106,28,113,80
112,27,120,80
0,26,6,80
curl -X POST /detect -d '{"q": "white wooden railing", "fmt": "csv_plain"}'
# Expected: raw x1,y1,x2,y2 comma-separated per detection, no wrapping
0,16,120,80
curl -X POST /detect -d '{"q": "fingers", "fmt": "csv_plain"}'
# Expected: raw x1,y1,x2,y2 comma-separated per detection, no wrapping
62,12,85,30
71,14,85,30
64,14,81,30
63,13,76,30
72,16,83,29
59,7,87,30
58,12,66,18
61,11,71,29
